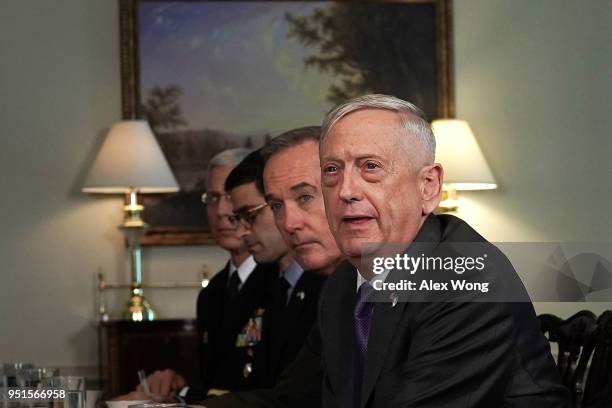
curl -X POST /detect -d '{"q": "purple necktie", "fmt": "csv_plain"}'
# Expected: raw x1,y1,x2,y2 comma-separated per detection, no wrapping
354,282,375,408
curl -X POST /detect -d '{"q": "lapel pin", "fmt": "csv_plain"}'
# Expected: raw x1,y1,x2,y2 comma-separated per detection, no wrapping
390,293,398,308
296,291,306,300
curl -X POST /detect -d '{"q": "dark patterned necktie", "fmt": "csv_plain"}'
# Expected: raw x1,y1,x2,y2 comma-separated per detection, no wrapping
353,282,375,408
227,271,241,300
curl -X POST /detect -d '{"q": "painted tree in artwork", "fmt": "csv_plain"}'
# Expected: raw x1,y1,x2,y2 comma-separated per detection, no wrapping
141,85,188,132
285,2,437,117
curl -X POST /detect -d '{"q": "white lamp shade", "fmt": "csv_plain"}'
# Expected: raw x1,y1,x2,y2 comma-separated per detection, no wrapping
432,119,497,190
82,120,179,194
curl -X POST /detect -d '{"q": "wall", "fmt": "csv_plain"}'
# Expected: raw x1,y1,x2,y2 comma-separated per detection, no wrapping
0,0,227,370
452,0,612,317
0,0,610,370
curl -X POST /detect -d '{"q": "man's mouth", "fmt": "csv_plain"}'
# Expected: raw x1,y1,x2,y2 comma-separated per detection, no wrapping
244,237,259,248
341,215,375,226
246,242,260,250
293,241,318,251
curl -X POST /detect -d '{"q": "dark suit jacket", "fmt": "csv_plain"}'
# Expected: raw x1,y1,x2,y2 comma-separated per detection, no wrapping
250,270,326,388
204,214,571,407
186,261,277,401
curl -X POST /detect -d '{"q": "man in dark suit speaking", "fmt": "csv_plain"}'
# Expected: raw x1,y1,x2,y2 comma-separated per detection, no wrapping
315,94,570,407
202,94,571,407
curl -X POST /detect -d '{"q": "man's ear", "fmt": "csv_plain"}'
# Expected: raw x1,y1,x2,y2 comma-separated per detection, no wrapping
419,164,443,215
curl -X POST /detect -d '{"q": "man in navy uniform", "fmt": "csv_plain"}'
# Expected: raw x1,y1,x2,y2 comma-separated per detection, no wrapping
188,148,278,398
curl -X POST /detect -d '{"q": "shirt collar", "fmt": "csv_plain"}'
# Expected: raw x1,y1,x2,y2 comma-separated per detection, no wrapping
281,260,304,288
229,255,257,285
356,267,390,292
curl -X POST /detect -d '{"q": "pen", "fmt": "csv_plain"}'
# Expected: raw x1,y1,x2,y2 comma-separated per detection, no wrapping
137,369,151,396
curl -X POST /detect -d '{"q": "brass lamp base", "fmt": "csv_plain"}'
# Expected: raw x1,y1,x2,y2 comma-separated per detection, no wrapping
121,189,156,321
123,291,156,321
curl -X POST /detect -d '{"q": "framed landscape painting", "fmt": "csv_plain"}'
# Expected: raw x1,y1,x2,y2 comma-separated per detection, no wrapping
119,0,454,245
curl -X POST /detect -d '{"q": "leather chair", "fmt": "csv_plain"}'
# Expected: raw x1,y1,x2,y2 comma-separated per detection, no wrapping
539,311,598,407
581,311,612,408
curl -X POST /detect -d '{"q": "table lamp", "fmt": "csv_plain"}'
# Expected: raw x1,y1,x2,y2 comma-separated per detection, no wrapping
82,120,179,321
431,119,497,212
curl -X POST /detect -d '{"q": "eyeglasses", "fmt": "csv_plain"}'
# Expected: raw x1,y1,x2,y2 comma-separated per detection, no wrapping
202,191,232,206
229,203,269,228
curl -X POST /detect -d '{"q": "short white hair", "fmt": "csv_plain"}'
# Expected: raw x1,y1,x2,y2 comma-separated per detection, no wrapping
206,148,252,186
207,148,252,172
321,94,435,165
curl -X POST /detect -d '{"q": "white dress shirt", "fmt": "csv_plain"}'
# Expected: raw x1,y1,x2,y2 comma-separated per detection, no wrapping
228,255,257,290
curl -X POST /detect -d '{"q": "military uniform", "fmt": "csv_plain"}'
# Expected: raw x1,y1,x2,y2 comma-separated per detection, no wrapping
186,257,277,401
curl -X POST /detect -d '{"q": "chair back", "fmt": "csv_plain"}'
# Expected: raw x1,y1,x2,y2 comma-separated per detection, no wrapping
582,311,612,408
539,311,598,407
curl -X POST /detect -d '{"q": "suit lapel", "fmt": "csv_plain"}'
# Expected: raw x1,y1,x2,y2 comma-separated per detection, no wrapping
361,292,408,406
211,264,231,331
268,274,310,374
360,215,443,406
325,264,358,402
282,273,310,331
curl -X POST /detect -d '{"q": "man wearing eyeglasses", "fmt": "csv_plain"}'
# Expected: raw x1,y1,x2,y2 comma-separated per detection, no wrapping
225,150,292,271
120,148,278,402
224,149,326,390
191,148,281,399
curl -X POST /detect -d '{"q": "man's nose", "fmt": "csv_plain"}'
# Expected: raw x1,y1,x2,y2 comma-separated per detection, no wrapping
217,193,233,216
282,203,304,233
338,171,363,202
235,221,251,239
